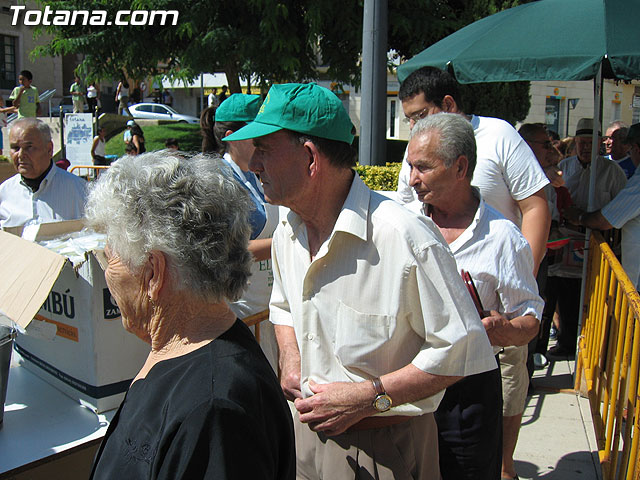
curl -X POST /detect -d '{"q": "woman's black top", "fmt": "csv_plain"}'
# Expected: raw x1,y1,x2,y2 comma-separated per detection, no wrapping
89,320,295,479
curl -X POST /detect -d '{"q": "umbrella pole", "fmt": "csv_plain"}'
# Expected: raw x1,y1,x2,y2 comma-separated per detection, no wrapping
577,63,603,372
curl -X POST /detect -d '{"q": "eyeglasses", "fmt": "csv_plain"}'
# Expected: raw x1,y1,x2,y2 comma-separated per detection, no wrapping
402,106,431,125
529,139,553,149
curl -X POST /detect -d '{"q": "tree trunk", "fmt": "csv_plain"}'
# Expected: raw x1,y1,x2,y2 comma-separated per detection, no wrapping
224,63,242,94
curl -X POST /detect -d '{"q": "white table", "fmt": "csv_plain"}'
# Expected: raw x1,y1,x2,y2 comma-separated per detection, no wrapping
0,352,115,478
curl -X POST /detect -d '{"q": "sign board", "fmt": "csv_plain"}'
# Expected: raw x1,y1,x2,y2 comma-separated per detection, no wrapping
64,114,93,174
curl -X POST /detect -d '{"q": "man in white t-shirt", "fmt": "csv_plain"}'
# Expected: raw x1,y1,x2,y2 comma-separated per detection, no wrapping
396,67,550,273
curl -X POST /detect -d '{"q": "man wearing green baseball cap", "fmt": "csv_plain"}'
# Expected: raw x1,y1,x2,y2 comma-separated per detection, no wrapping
227,83,495,479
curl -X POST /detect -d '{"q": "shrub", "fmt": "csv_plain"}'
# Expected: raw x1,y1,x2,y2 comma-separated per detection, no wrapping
355,162,402,191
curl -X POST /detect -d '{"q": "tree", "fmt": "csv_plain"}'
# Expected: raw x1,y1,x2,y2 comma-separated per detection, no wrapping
33,0,531,121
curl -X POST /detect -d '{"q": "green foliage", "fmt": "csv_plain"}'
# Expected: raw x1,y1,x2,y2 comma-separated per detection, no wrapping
0,155,10,163
460,81,531,125
355,162,402,191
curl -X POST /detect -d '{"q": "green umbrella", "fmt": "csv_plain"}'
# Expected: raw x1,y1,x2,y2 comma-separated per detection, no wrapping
398,0,640,84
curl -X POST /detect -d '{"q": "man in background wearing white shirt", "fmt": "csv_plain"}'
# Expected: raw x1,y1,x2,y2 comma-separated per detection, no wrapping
0,118,86,228
225,82,496,480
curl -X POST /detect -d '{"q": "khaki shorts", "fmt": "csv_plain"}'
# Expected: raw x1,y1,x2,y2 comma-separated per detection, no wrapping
499,345,529,416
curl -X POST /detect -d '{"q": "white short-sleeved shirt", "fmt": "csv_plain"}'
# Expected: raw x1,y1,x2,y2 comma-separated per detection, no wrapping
407,194,544,354
397,115,549,226
221,153,279,319
559,155,627,210
0,165,87,228
601,167,640,289
270,174,496,416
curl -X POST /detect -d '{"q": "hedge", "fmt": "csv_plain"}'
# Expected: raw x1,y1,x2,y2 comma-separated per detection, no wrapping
355,162,402,191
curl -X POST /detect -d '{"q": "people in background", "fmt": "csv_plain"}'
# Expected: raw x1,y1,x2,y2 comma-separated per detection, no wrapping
92,127,107,166
0,118,86,227
86,82,100,114
85,151,295,479
546,118,626,359
604,121,635,178
70,75,85,113
164,138,179,150
565,123,640,290
115,80,130,116
9,70,40,119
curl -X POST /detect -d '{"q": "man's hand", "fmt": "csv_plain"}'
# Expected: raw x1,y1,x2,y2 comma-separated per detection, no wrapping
280,362,303,401
294,380,374,436
563,205,583,225
274,324,303,401
482,310,539,346
544,165,565,187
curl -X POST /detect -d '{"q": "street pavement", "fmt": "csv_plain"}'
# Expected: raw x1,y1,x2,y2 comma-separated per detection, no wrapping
514,354,602,479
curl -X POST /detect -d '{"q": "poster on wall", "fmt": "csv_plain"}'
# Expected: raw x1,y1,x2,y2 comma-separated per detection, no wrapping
64,113,93,175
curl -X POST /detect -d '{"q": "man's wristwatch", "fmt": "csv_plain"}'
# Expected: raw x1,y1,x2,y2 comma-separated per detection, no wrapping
371,377,392,412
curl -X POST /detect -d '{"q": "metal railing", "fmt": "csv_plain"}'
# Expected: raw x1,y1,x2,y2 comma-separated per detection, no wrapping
575,231,640,479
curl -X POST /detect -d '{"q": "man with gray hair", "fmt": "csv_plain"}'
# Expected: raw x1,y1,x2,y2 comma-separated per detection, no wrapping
0,118,87,227
405,113,543,480
225,83,496,479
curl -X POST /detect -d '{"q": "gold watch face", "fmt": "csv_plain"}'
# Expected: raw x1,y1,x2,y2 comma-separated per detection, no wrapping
374,394,392,412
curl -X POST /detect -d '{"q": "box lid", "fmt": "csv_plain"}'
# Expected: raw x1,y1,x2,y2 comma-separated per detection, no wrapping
0,222,82,329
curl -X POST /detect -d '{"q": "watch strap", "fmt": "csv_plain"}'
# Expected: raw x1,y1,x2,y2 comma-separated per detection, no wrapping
372,377,385,396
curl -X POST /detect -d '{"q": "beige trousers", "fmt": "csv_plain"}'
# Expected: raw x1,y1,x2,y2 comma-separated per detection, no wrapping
294,413,441,480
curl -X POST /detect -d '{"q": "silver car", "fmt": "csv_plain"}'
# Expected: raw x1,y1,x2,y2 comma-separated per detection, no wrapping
128,103,199,123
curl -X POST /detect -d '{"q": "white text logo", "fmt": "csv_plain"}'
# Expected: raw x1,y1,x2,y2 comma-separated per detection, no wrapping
10,5,179,27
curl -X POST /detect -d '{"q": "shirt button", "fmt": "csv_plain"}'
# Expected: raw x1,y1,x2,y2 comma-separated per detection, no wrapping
307,333,314,341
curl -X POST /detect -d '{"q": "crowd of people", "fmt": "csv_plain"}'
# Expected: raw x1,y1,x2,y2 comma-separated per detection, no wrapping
1,65,640,480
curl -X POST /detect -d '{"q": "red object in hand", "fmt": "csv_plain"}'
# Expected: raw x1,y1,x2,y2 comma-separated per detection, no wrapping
461,269,488,318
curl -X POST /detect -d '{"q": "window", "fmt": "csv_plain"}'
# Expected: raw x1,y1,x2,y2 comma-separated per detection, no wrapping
137,104,153,112
0,35,16,90
152,105,170,115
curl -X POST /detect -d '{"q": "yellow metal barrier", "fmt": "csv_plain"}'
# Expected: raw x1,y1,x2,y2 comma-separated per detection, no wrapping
575,231,640,479
69,165,109,179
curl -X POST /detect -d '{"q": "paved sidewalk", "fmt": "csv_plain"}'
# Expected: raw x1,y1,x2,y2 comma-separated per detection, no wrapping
514,355,602,479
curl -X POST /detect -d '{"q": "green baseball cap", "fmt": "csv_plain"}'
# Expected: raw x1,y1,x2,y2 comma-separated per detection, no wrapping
214,94,262,122
223,83,355,144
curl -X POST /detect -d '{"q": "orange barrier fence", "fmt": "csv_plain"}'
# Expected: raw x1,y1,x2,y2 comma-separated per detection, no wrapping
575,231,640,479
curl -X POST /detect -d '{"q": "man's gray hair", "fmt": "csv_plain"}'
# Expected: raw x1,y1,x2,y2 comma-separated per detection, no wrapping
410,113,477,178
85,151,253,303
11,118,52,143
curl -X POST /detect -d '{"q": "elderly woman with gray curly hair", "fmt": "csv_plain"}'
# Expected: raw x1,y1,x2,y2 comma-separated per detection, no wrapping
86,151,295,480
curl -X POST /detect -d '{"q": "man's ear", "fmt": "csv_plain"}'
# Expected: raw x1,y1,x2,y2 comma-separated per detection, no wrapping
303,140,322,177
146,251,167,302
441,95,458,113
455,155,469,179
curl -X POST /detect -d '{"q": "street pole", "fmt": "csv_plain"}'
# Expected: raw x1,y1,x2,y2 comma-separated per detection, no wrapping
359,0,387,166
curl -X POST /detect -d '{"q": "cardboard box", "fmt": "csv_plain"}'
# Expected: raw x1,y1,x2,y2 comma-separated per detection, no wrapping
0,220,149,412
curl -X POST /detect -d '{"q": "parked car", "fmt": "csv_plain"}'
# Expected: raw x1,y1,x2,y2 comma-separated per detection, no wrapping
51,96,89,116
127,103,199,123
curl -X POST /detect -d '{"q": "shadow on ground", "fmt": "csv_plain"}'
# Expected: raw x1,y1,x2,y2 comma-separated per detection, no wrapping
515,451,600,479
